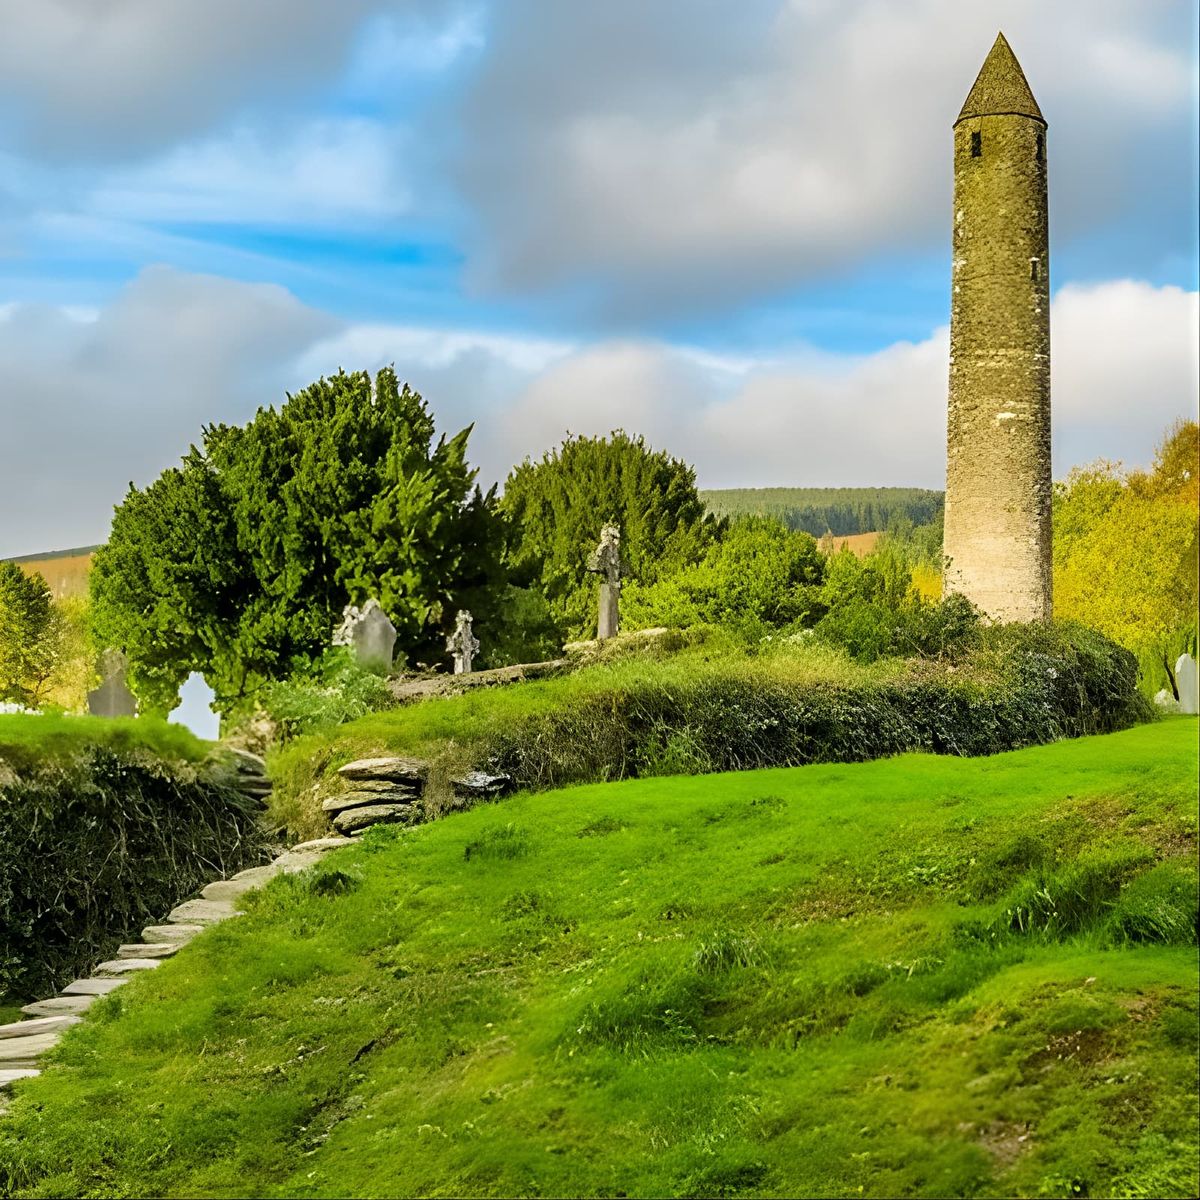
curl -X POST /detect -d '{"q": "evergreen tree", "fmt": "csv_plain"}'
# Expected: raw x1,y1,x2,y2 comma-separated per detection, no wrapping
90,368,504,712
500,432,721,639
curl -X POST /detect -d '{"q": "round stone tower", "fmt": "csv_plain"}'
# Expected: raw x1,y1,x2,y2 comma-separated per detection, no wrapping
943,32,1051,622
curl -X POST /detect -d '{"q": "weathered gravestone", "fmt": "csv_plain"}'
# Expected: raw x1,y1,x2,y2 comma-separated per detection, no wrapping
587,523,626,640
86,649,137,718
1176,653,1199,715
333,599,396,673
446,610,480,675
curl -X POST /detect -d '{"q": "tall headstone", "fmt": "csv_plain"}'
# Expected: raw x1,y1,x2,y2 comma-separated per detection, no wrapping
446,610,480,675
333,598,397,673
1176,653,1199,716
943,33,1052,622
587,524,625,640
87,649,137,718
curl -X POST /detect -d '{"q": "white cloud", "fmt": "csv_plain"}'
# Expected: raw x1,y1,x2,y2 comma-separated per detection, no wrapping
0,267,337,556
1,272,1194,558
447,0,1198,314
0,0,442,161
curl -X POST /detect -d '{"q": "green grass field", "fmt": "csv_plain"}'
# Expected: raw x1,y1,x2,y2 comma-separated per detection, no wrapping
1,720,1195,1198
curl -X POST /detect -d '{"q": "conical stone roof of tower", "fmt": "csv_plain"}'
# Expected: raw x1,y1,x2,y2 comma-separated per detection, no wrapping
956,32,1044,124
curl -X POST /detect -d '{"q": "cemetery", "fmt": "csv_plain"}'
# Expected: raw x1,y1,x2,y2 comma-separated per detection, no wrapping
0,19,1195,1200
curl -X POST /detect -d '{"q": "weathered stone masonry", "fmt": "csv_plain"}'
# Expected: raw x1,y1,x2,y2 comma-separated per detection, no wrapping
944,33,1052,622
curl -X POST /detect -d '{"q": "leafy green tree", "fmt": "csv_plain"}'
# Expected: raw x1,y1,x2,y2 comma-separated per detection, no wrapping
90,368,504,712
0,563,56,704
500,431,721,639
623,516,825,633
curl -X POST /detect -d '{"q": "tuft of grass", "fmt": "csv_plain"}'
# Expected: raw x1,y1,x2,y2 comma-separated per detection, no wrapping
0,720,1194,1199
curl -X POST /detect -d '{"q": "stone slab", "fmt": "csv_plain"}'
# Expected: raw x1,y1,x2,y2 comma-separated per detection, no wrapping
451,770,514,799
0,1015,81,1040
118,943,179,959
21,995,95,1017
0,1069,39,1089
322,790,416,815
201,878,263,902
289,836,356,853
0,1033,60,1064
332,802,415,835
62,977,128,996
231,863,284,884
142,923,205,944
336,756,428,784
95,958,163,974
225,747,268,773
167,899,237,925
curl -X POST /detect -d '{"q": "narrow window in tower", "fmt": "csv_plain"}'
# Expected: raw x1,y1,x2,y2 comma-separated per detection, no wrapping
970,131,982,157
1030,259,1039,281
1036,134,1044,162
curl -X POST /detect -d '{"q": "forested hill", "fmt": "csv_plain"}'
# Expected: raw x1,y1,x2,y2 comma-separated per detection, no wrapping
701,487,944,536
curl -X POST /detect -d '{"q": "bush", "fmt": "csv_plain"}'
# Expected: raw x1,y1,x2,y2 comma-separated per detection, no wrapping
0,750,267,999
623,517,825,635
246,648,396,742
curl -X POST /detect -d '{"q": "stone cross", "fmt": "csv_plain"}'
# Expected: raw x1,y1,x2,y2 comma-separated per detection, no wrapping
333,598,397,673
586,523,626,640
1176,653,1199,716
446,609,480,675
87,649,137,718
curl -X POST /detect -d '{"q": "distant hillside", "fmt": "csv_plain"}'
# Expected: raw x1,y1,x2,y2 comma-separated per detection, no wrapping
702,487,944,536
3,546,98,600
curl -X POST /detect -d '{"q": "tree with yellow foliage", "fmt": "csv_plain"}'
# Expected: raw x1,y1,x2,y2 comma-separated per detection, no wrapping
1054,420,1199,696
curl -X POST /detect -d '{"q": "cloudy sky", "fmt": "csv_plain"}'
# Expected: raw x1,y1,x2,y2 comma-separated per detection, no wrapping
0,0,1196,557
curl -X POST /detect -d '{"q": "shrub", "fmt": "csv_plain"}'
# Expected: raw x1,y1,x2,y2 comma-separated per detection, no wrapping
623,517,825,634
0,749,267,998
246,648,395,742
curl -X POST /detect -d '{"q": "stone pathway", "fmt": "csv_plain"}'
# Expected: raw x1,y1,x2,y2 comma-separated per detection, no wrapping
0,834,355,1110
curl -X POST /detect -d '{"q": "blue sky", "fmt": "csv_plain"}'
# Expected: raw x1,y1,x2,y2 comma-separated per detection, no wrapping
1,0,1197,556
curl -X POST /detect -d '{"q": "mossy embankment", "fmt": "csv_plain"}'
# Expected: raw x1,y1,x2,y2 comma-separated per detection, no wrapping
0,714,268,1001
266,624,1152,842
1,720,1195,1198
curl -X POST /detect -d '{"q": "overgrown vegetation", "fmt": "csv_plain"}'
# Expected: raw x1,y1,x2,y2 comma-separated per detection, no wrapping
267,621,1152,841
0,727,268,1000
1,721,1193,1198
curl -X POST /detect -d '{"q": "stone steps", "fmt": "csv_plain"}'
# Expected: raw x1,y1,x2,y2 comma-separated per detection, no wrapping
0,833,355,1104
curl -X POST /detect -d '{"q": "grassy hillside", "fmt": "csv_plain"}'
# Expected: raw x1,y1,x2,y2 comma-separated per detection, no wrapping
1,720,1195,1198
0,712,211,775
2,546,97,600
701,488,943,536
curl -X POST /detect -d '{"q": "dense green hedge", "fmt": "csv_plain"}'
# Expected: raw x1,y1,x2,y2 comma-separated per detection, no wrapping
0,751,268,999
484,622,1153,791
